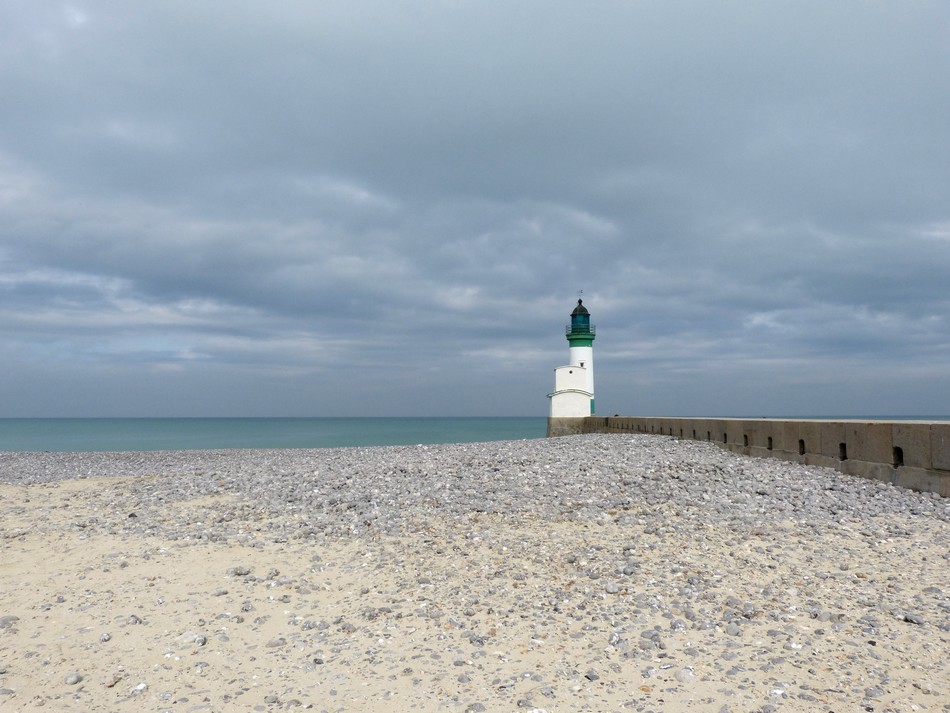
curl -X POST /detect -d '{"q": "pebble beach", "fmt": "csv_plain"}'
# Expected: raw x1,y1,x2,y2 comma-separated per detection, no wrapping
1,433,948,712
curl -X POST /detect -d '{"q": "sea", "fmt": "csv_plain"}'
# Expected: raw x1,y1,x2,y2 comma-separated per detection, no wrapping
0,417,548,453
1,415,946,454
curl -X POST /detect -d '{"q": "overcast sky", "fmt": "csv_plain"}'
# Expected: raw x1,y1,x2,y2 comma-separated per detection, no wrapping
2,1,949,418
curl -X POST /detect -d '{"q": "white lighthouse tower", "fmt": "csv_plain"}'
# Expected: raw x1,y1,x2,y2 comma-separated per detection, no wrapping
548,299,596,418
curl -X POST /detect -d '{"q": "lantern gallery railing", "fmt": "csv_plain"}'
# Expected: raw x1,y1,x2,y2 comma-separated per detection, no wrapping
565,324,596,335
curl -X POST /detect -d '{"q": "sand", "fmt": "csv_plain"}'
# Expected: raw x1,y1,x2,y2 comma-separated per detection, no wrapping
1,438,948,712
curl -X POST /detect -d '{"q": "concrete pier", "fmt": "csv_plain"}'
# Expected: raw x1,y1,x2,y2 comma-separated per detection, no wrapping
548,416,950,496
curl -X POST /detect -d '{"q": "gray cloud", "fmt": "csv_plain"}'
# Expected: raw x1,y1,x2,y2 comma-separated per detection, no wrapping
1,1,949,417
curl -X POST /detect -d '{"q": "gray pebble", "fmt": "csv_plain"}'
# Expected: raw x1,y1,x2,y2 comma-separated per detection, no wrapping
674,667,694,683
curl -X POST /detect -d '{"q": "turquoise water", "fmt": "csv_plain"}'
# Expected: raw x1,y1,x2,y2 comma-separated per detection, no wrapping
0,417,548,453
3,415,945,453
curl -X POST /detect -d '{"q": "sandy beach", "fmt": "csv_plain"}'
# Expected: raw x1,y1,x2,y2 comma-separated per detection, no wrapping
1,434,948,712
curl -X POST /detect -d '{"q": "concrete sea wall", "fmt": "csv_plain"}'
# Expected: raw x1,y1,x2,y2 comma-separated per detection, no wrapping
548,416,950,497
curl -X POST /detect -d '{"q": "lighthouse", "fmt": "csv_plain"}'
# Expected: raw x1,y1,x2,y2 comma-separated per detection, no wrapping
548,299,596,418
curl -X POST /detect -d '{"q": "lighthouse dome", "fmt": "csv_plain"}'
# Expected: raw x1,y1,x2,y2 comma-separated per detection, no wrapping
571,299,589,316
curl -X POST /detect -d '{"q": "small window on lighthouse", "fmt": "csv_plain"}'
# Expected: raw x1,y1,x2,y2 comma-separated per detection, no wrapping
579,362,585,367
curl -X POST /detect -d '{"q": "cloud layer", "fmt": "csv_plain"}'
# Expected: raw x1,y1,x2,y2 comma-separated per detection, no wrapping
2,1,949,417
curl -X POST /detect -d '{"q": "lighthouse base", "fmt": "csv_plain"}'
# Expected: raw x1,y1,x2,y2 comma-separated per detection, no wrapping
546,417,590,437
